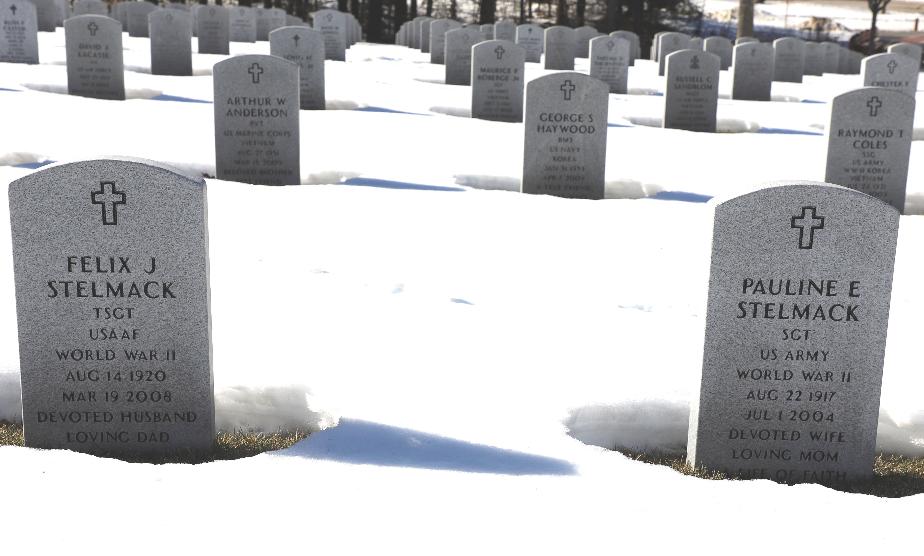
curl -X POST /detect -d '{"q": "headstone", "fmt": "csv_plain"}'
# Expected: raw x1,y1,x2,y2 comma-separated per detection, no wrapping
704,36,732,70
543,25,575,70
731,42,773,101
847,50,863,74
229,6,256,43
126,1,157,37
888,42,922,68
803,42,823,76
149,9,192,76
479,23,492,41
658,32,691,75
213,54,300,186
521,72,608,199
254,7,269,40
471,40,525,123
420,17,432,53
862,52,919,98
195,5,229,55
112,1,126,28
773,37,804,83
74,0,107,16
54,0,67,25
690,37,703,51
65,15,124,101
30,0,55,31
0,0,39,64
515,23,542,63
494,19,514,42
824,88,914,213
167,2,189,11
821,41,839,74
735,36,757,44
574,25,597,58
688,181,899,484
589,35,629,94
651,31,665,61
315,9,346,61
8,158,214,459
409,15,426,48
609,30,639,65
270,26,325,110
663,49,719,132
429,19,459,64
444,26,481,85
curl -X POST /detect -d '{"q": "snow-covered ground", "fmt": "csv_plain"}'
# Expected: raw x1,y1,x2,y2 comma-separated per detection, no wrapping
2,29,924,554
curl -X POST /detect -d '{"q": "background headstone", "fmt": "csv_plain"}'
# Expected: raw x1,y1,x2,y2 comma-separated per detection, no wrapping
471,40,525,123
589,35,629,94
0,0,39,64
149,9,192,76
773,37,804,83
821,41,839,73
689,37,703,51
126,1,157,37
444,26,481,86
428,19,459,64
736,36,758,44
420,17,432,52
29,0,55,31
494,19,515,42
8,158,214,459
704,36,732,70
196,5,229,55
65,15,124,101
689,181,899,484
731,42,773,101
574,25,598,58
543,25,575,70
803,42,823,76
609,30,639,65
229,6,256,43
888,42,922,68
521,72,608,199
515,23,542,63
824,87,914,213
213,54,300,186
74,0,107,16
479,23,492,41
315,9,346,61
658,32,691,75
861,52,919,98
663,49,719,132
270,26,325,110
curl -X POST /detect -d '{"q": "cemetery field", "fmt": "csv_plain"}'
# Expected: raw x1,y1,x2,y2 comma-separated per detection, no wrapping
3,26,924,555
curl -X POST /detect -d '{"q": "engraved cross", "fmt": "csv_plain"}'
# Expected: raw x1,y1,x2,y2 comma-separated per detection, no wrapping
887,59,898,74
10,4,16,15
91,181,126,226
494,45,505,59
87,21,98,36
560,79,576,101
293,34,300,47
867,96,882,117
790,206,824,250
248,62,263,84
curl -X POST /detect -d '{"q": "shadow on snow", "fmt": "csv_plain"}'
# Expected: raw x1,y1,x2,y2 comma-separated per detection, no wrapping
274,418,577,476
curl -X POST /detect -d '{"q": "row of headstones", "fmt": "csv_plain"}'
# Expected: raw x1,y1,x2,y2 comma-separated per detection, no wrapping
0,2,358,65
6,154,906,485
207,52,915,223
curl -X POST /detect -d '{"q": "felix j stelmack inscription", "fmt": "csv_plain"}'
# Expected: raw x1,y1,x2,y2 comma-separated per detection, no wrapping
688,182,898,484
9,158,214,458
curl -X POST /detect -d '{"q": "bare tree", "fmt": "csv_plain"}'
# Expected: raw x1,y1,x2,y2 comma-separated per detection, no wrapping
867,0,892,54
737,0,753,39
576,0,585,26
480,0,496,23
556,0,567,25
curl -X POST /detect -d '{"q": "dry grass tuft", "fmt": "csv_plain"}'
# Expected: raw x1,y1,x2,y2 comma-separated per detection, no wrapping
0,421,308,464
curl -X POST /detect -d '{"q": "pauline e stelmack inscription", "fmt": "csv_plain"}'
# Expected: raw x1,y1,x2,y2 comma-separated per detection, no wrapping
9,159,214,458
688,182,899,484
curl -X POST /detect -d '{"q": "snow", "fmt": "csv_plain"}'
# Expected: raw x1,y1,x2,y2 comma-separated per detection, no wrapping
2,26,924,553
